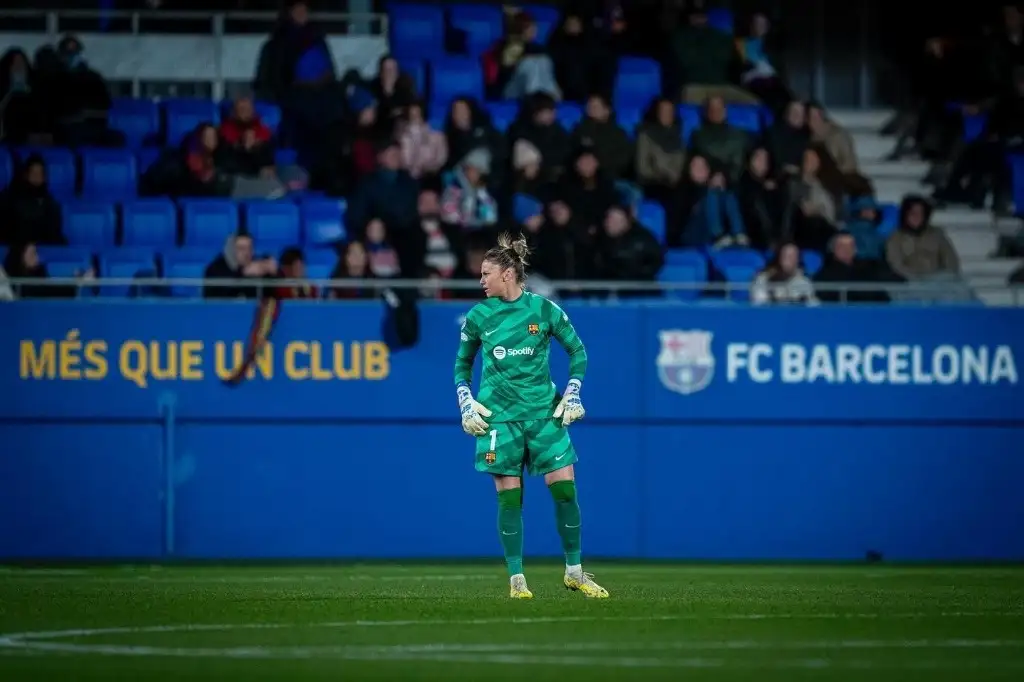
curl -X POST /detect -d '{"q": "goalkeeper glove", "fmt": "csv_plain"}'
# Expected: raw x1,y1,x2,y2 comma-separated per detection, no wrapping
456,381,492,436
553,378,585,427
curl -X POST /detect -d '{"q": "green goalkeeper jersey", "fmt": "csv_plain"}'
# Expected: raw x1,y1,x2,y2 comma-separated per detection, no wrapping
454,291,587,423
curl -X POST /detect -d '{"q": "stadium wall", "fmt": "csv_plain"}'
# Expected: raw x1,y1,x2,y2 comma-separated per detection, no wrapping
1,301,1022,562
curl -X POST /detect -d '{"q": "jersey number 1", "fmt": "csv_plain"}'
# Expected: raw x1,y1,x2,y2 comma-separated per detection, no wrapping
488,429,497,451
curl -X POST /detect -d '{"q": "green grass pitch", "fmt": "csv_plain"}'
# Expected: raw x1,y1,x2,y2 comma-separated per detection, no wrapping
1,563,1023,681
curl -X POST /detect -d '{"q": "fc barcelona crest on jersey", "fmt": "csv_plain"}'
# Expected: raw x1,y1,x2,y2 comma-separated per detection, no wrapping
527,323,539,335
485,451,497,464
656,329,715,395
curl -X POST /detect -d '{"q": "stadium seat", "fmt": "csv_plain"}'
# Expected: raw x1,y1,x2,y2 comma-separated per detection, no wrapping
109,97,160,147
637,201,666,243
486,101,519,131
1009,154,1024,214
556,102,583,130
62,201,117,247
877,203,899,239
521,5,559,43
217,99,282,135
164,98,220,147
181,199,239,246
161,247,213,297
97,248,158,297
36,246,92,283
614,57,661,111
0,147,12,190
707,8,735,34
136,147,162,174
801,250,823,276
711,248,766,274
245,201,301,248
617,107,642,136
305,249,337,283
679,105,701,142
302,198,347,246
387,3,445,58
429,57,484,106
448,5,504,56
122,198,179,247
722,266,758,301
726,105,762,133
274,149,299,167
963,114,987,142
81,148,137,199
660,251,708,300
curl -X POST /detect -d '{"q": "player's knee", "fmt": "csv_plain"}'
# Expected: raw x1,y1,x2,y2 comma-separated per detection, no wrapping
548,480,576,504
497,487,523,509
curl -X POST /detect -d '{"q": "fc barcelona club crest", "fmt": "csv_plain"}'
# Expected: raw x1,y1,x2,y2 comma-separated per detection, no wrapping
485,451,497,464
527,323,539,335
656,329,715,395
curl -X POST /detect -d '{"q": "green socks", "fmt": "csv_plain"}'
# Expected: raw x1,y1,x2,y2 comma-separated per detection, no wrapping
549,480,582,566
497,488,524,577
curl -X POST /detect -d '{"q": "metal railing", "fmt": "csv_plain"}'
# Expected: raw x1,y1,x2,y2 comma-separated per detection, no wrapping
3,277,1021,306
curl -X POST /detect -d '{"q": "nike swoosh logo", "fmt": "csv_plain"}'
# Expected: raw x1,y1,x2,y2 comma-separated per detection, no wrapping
501,531,518,536
564,523,580,529
554,453,568,461
484,330,497,336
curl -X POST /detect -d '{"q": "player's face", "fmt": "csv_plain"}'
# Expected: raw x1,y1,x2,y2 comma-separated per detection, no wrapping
480,260,512,298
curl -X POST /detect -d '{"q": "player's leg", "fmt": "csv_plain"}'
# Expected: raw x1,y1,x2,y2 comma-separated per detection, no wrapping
475,422,532,598
527,419,609,599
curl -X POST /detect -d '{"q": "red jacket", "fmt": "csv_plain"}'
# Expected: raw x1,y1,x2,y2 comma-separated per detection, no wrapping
219,117,272,147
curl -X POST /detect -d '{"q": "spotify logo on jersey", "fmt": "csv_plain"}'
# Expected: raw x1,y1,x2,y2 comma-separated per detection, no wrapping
493,346,534,359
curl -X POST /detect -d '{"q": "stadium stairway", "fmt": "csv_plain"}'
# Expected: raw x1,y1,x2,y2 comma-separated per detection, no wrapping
833,109,1023,306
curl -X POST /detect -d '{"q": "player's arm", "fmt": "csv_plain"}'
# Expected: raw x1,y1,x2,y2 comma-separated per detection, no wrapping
550,306,587,426
453,313,492,436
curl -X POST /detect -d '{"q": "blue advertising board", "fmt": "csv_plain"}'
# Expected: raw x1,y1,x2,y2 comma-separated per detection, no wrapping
0,301,1021,561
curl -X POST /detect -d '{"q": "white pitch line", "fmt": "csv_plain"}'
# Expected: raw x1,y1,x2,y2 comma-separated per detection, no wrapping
0,574,498,584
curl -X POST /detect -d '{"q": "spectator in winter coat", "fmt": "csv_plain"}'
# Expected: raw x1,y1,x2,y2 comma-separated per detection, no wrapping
843,196,886,261
547,11,616,103
688,95,750,182
397,100,447,180
3,241,88,299
570,93,633,180
750,242,818,305
362,218,402,278
482,11,560,100
346,139,420,242
814,231,896,304
441,148,499,231
556,144,617,234
885,195,960,282
0,155,65,246
443,97,507,189
636,97,686,194
787,147,838,252
203,233,277,299
219,95,276,177
507,92,571,182
369,54,416,123
671,5,756,104
767,100,810,176
596,205,664,296
737,147,785,249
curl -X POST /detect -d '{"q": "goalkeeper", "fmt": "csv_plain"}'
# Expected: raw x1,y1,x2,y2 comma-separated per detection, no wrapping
453,232,608,600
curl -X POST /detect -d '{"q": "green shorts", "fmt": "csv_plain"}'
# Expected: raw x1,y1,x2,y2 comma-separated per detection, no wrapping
475,418,577,477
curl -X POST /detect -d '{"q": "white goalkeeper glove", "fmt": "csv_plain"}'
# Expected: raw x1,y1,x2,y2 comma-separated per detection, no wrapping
553,379,585,427
456,382,492,436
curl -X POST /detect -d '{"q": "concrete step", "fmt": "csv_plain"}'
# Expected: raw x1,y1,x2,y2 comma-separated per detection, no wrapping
851,134,896,163
830,109,891,132
931,207,995,228
960,258,1023,278
874,178,927,204
974,288,1023,306
946,231,998,260
860,159,930,180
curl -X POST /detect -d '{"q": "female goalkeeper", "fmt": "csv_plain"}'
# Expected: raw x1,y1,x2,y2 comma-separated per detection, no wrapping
453,233,609,599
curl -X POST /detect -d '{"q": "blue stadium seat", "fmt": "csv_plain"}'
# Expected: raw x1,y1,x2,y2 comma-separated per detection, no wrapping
660,251,707,300
877,203,899,239
429,57,484,106
181,199,239,246
245,201,301,248
711,248,766,274
1009,154,1024,215
164,98,219,147
637,201,666,243
963,114,987,142
305,249,337,283
707,8,735,34
302,198,347,247
218,99,282,134
521,5,559,43
486,101,519,131
137,147,162,174
274,149,299,167
448,5,504,56
614,57,661,111
81,147,137,199
617,107,642,136
305,262,334,283
398,59,427,97
18,147,76,197
556,102,583,130
722,265,757,301
122,198,178,247
97,248,158,297
62,201,117,247
726,105,762,133
109,97,160,147
801,250,823,276
387,4,445,58
162,248,211,298
36,246,92,281
0,147,12,190
679,104,701,142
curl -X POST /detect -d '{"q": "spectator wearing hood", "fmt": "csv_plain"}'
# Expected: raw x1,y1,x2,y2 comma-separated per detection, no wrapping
688,95,750,183
203,232,277,299
814,231,896,304
556,143,617,234
53,34,117,147
0,48,49,144
843,197,886,261
397,100,447,180
507,92,571,183
674,154,749,249
441,148,499,231
510,138,547,198
596,204,664,297
443,97,507,188
885,195,960,283
570,93,633,180
0,155,65,246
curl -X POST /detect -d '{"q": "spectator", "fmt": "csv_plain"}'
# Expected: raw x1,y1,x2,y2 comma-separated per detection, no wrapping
556,144,616,235
348,87,381,180
182,123,235,197
737,147,785,249
416,189,463,278
885,195,961,285
507,92,571,182
482,11,560,100
814,231,895,304
329,241,377,300
363,218,402,278
203,233,276,299
0,48,49,144
443,97,507,187
547,11,615,102
767,100,811,176
369,55,414,123
53,35,117,147
570,93,633,181
688,96,749,182
346,139,420,245
0,263,12,301
737,13,790,114
2,241,90,299
0,155,66,246
788,148,838,252
671,3,756,105
440,148,499,231
807,102,873,199
219,95,276,178
636,97,686,202
417,266,454,300
596,205,663,296
273,247,318,300
510,139,547,197
750,242,818,306
934,65,1024,211
673,155,748,248
843,197,886,261
397,100,447,181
